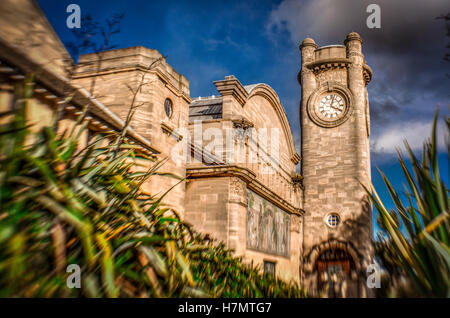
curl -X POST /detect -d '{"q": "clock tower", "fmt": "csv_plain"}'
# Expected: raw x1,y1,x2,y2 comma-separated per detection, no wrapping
299,32,374,297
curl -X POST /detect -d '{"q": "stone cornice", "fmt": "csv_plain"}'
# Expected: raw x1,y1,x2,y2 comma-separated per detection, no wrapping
248,178,304,216
186,165,304,216
214,75,249,107
187,165,255,184
72,66,192,103
305,58,372,86
305,57,352,74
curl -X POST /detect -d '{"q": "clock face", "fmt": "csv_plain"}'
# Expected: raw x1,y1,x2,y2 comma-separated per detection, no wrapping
318,93,346,120
307,84,352,128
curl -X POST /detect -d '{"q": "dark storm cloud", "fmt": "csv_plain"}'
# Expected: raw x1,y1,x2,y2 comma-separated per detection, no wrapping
37,0,449,157
267,0,449,155
370,99,400,123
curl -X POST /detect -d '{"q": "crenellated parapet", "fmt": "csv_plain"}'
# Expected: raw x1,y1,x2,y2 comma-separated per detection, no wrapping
299,38,372,86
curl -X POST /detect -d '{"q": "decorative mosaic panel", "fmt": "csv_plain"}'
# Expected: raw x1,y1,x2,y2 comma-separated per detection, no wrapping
246,189,290,257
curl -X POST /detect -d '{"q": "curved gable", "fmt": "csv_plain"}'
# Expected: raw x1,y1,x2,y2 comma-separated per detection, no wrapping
244,84,300,165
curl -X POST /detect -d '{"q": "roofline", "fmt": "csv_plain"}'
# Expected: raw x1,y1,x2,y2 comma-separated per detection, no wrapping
245,83,301,164
32,0,74,68
0,35,160,156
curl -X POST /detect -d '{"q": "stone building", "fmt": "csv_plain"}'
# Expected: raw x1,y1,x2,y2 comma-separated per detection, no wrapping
299,36,374,297
0,0,373,297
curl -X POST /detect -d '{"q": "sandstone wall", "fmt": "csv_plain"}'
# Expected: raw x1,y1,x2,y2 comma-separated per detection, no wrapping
300,34,374,296
0,0,71,78
72,47,190,216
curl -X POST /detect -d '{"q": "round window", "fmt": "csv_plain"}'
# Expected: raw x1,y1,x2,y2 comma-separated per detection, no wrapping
326,214,340,228
164,98,173,118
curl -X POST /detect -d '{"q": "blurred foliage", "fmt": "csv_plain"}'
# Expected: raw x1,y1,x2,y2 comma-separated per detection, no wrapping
0,77,305,298
366,111,450,297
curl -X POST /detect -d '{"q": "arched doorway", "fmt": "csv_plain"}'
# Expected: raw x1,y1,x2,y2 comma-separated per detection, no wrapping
315,248,357,297
304,239,363,297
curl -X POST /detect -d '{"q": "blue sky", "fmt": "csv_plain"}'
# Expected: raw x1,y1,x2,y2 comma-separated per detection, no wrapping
37,0,449,236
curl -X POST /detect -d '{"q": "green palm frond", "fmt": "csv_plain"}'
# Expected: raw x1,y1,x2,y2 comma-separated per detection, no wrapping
0,78,305,298
365,110,450,297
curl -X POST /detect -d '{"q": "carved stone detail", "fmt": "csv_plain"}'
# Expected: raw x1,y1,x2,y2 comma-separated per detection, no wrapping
229,177,247,204
291,214,302,233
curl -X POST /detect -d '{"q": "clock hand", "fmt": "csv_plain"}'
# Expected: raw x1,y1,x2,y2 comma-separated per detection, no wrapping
330,95,335,106
330,104,341,111
328,95,340,112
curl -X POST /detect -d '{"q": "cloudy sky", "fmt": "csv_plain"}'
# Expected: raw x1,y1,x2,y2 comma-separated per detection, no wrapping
37,0,449,234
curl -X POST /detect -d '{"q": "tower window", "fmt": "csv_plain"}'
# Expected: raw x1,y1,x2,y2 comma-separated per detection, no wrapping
263,261,276,277
326,213,340,228
164,98,173,118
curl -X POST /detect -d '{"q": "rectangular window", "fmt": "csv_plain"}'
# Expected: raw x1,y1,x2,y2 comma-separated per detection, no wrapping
264,261,276,277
